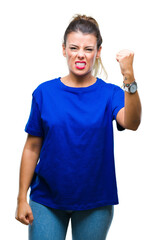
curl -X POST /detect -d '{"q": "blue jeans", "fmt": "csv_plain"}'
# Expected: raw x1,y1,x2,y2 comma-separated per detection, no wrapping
28,199,114,240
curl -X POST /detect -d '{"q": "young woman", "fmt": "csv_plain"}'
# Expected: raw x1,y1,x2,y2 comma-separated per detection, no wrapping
15,14,141,240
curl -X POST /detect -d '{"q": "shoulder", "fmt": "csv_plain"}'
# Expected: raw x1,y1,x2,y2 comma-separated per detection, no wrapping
98,77,123,93
32,77,59,97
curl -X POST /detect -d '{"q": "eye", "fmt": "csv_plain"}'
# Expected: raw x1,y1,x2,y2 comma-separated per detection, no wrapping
70,47,77,50
86,48,93,52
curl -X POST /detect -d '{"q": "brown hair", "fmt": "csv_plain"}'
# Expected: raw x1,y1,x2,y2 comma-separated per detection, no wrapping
63,14,108,79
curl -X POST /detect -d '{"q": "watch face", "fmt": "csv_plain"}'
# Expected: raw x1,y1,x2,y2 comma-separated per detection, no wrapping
130,83,137,93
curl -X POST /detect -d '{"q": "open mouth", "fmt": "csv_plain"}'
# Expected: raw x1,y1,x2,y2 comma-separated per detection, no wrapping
75,61,86,69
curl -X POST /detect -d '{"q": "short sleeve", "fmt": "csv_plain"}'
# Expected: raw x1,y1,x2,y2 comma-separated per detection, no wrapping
25,93,44,137
112,85,125,131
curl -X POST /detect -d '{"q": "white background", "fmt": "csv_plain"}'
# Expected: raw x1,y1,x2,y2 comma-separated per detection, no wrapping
0,0,157,239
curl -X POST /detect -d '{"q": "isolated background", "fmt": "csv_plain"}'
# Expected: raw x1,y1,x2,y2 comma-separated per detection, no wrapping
1,0,157,239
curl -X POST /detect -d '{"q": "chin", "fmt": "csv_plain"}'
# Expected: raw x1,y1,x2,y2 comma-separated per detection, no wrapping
70,69,91,77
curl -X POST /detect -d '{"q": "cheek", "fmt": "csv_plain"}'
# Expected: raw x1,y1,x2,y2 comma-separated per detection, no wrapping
66,51,76,61
89,52,97,63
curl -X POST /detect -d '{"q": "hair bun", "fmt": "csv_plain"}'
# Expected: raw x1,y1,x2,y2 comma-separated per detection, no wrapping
72,14,99,29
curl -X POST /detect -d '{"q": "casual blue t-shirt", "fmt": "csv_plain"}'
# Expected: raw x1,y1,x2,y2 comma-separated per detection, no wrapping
25,77,125,211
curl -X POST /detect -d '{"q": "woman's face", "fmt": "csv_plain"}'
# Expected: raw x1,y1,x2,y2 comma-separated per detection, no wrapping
62,31,102,77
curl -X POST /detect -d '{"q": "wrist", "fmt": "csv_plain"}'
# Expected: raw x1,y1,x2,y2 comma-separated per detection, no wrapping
123,80,137,94
123,70,135,83
123,75,135,84
17,197,27,203
17,193,27,202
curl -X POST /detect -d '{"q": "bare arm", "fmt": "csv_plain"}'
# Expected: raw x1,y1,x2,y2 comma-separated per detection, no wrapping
116,49,142,130
15,134,43,225
117,76,142,130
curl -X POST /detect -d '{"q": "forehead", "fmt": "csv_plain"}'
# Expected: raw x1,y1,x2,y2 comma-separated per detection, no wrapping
66,31,97,46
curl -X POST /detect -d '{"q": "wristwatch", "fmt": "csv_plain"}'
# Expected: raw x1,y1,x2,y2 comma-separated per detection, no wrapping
123,80,137,93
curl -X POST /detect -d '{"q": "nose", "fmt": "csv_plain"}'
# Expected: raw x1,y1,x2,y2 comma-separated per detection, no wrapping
77,49,85,59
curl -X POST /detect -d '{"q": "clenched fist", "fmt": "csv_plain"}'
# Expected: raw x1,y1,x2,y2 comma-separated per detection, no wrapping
15,200,34,225
116,49,134,78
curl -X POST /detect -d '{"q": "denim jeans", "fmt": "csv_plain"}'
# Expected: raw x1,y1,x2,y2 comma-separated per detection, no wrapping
28,199,114,240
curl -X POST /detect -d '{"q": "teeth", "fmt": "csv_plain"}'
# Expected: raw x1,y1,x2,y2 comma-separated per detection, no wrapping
76,62,85,66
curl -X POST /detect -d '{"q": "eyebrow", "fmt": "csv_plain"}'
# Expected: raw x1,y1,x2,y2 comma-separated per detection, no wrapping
69,44,95,48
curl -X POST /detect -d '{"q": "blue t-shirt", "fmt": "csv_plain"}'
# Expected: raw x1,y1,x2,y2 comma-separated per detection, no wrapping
25,77,125,210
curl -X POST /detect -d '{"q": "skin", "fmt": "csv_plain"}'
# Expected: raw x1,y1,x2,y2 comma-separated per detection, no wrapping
15,31,141,226
61,31,102,87
116,49,141,130
15,134,43,225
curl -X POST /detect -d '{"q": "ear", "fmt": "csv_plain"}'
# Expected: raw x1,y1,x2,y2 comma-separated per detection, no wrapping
62,43,66,57
96,46,102,59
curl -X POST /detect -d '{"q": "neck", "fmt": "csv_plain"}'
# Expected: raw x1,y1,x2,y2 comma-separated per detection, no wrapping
62,72,96,87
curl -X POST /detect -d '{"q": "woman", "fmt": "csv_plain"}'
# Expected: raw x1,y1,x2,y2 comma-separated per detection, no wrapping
15,14,141,240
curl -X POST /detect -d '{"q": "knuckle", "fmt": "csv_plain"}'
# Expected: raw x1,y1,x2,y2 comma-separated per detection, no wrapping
19,215,24,221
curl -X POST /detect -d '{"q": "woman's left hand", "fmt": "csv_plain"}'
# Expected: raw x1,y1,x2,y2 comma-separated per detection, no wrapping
116,49,134,78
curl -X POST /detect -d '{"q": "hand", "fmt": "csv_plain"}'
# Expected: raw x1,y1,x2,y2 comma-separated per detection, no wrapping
116,49,135,78
15,200,34,225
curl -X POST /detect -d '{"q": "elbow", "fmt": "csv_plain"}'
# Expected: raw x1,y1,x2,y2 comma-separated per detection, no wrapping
134,120,141,131
126,119,141,131
124,110,142,131
130,125,139,131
